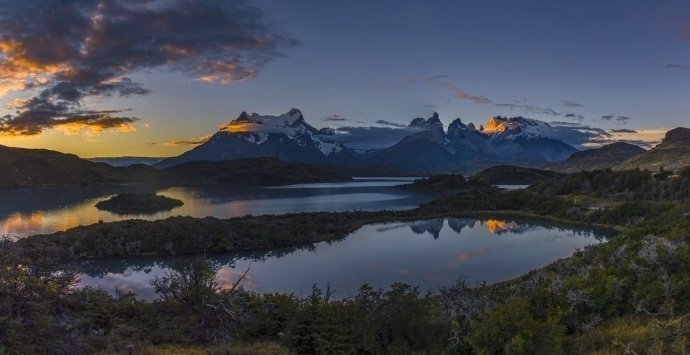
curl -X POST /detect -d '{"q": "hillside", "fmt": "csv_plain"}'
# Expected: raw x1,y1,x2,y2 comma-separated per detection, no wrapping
158,157,350,185
470,165,564,185
0,145,350,189
0,145,138,188
614,127,690,171
545,142,645,173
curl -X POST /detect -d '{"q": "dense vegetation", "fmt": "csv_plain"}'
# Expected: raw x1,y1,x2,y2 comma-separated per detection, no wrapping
531,168,690,201
4,167,690,353
95,193,184,214
470,165,563,185
16,212,386,260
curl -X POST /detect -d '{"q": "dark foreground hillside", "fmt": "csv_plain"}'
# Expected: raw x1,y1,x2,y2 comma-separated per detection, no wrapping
5,168,690,353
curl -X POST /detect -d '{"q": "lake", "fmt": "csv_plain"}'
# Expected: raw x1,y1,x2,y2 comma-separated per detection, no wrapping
76,217,613,299
0,178,431,239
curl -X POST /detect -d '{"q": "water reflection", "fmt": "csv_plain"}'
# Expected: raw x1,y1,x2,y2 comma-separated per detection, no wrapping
0,178,431,239
75,217,614,300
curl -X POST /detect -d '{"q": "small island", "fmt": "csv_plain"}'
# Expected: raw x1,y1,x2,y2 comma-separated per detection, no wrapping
95,193,184,214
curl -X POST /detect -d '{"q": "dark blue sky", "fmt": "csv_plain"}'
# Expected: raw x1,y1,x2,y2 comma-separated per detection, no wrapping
1,0,688,156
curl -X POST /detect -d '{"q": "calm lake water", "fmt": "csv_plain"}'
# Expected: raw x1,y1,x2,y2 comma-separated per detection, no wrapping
76,217,613,299
0,178,431,239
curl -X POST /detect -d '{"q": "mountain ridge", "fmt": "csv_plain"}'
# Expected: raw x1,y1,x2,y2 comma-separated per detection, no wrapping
157,109,579,174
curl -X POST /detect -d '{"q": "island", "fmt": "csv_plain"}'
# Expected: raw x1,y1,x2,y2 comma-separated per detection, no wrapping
95,193,184,214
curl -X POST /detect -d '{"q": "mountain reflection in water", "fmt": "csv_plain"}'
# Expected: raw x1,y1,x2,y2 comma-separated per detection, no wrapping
75,217,614,300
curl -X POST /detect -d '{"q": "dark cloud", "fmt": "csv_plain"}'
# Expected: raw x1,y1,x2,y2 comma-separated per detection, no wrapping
664,64,685,69
611,128,637,133
559,100,584,107
601,115,614,121
0,0,296,136
616,116,631,123
322,114,349,122
375,120,407,128
564,113,585,121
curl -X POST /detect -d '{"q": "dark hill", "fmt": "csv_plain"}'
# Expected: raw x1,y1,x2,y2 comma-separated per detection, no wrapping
614,127,690,171
545,142,645,173
471,165,564,185
0,145,140,188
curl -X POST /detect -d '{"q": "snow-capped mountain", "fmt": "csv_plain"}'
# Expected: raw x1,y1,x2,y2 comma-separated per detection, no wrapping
157,109,579,174
156,109,348,168
479,116,578,163
367,113,577,174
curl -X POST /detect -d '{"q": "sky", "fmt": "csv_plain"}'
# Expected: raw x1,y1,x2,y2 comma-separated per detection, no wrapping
0,0,689,157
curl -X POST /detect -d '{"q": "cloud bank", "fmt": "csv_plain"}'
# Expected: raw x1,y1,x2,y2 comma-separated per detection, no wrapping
0,0,296,137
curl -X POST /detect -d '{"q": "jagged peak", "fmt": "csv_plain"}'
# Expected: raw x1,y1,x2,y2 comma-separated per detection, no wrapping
449,118,466,128
236,111,250,121
410,112,443,128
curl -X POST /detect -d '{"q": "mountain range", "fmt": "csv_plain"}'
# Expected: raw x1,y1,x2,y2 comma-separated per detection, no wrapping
157,109,579,174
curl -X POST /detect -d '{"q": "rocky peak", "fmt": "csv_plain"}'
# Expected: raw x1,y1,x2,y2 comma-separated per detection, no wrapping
236,111,250,122
287,108,304,121
409,112,446,142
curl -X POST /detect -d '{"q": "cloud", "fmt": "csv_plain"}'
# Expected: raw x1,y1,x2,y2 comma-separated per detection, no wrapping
605,128,667,148
455,91,491,104
0,0,296,137
664,64,685,70
546,122,612,149
424,74,450,83
601,114,631,124
495,103,560,116
328,126,421,150
164,134,213,146
611,129,637,133
543,122,662,149
375,120,407,128
322,114,349,122
616,115,631,123
559,100,585,107
564,113,585,121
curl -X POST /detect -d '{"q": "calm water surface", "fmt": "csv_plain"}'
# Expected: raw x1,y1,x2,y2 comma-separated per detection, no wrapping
0,178,430,239
76,217,613,299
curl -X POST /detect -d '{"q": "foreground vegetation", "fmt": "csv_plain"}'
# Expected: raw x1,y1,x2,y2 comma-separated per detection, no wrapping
3,169,690,353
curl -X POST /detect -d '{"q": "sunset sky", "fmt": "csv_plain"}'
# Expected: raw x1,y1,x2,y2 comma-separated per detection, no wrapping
1,0,689,157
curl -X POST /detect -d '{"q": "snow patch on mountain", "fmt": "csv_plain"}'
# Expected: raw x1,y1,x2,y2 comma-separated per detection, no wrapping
218,108,343,156
482,116,553,139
